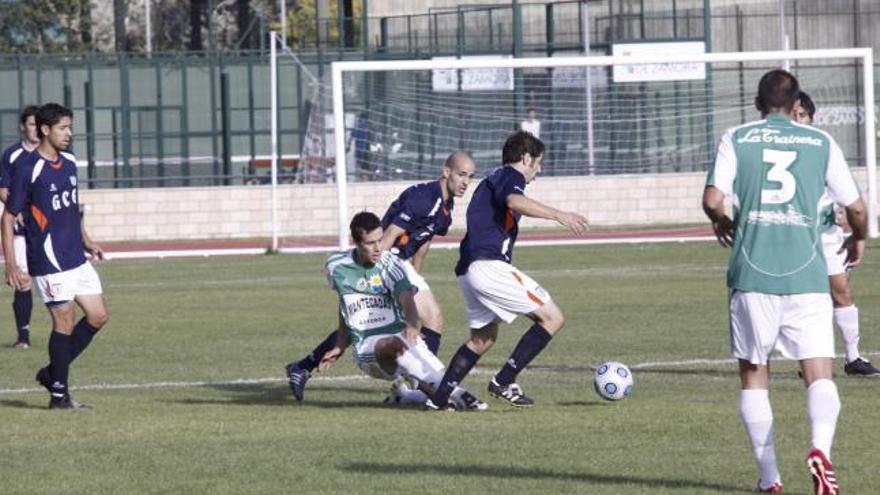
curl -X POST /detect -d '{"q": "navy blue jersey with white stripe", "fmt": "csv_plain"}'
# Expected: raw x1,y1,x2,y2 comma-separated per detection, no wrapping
455,166,526,276
381,180,454,260
6,151,86,276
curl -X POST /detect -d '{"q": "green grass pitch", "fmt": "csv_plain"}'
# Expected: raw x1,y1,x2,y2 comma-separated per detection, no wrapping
1,241,879,494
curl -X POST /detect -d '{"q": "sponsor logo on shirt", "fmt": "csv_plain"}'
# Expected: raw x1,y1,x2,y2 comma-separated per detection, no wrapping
747,205,811,227
737,128,822,147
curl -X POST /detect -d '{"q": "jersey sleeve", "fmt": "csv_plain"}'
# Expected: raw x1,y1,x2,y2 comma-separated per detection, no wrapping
0,148,11,189
824,139,861,207
5,158,32,216
390,188,432,230
492,168,526,206
382,254,415,298
706,128,736,196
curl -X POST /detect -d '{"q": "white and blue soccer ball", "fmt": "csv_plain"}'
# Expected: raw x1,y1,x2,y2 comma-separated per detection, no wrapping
593,361,633,401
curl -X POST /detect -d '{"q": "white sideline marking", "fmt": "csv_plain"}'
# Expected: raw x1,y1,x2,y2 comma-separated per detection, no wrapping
103,235,717,260
3,352,875,396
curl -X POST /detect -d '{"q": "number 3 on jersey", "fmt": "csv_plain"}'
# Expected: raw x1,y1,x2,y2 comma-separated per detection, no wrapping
762,149,797,204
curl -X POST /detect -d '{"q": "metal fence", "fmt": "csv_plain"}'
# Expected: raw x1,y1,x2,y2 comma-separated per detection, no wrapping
0,0,877,188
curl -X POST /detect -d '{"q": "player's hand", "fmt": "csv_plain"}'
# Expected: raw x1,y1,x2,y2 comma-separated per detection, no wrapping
84,242,105,261
840,236,865,268
557,211,589,235
403,326,421,346
711,216,735,248
14,213,24,229
319,347,343,371
5,264,31,291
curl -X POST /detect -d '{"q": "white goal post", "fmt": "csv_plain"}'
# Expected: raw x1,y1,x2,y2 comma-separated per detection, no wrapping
327,48,876,249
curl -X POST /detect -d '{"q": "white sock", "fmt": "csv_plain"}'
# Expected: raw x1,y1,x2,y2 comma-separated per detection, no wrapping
834,305,861,363
740,389,781,488
396,345,445,389
396,389,428,405
807,379,840,460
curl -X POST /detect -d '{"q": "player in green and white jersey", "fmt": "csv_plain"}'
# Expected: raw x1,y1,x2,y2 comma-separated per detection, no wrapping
793,91,879,377
316,211,486,410
704,70,867,495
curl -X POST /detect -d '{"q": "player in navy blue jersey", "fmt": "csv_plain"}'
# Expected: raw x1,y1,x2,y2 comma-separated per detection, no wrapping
428,131,588,410
2,103,109,410
0,105,40,349
284,152,476,402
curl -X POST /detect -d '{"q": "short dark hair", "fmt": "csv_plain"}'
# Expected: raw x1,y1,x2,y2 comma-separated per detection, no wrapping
350,211,382,243
502,130,544,165
36,103,73,139
754,69,800,116
19,105,39,126
797,91,816,120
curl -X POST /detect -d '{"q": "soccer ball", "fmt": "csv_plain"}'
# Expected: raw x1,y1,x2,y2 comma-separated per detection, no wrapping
593,361,633,401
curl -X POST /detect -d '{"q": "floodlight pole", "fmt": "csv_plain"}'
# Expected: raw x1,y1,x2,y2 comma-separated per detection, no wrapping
582,0,595,175
270,32,280,252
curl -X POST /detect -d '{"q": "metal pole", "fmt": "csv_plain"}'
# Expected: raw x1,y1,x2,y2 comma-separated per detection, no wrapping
779,0,789,71
280,0,287,46
862,51,878,238
145,0,153,56
270,32,280,252
332,63,349,250
582,0,595,174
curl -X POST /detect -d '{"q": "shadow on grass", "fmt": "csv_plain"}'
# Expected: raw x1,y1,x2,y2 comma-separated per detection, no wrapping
339,461,747,493
0,399,45,410
164,382,389,410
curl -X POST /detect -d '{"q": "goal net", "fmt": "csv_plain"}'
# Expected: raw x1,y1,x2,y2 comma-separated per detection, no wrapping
287,48,876,248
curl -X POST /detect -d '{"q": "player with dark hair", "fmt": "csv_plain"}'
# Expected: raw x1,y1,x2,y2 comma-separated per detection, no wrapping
428,131,588,410
285,152,476,402
793,91,879,377
313,211,486,410
705,70,865,494
0,105,40,348
2,103,109,410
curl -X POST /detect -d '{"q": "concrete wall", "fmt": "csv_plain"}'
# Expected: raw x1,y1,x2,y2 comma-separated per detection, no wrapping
79,172,706,242
80,168,873,242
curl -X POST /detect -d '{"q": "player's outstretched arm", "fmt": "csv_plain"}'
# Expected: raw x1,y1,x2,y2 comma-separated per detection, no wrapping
319,313,349,371
507,194,588,235
840,197,867,267
702,186,734,248
379,223,406,252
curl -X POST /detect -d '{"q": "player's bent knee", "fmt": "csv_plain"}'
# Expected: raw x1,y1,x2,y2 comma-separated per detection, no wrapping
89,311,109,329
534,303,565,334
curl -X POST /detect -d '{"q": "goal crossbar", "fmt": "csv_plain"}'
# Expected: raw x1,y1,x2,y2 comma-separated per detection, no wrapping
330,48,877,248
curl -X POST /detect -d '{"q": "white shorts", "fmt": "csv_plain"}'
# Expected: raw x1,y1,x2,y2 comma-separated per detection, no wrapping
822,227,847,277
13,235,27,273
351,331,436,381
33,262,103,305
458,260,552,329
402,259,430,293
729,290,834,364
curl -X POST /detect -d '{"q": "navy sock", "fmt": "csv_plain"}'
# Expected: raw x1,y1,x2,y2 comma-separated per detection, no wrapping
71,318,100,362
432,344,481,407
494,323,553,387
297,330,338,372
12,290,32,343
48,331,73,394
420,327,441,356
